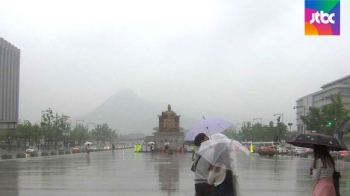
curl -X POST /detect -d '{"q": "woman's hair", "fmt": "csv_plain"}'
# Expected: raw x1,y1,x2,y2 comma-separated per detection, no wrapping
313,145,335,169
194,133,207,147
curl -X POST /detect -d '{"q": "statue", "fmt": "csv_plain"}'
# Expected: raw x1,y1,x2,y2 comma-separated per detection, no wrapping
158,104,180,132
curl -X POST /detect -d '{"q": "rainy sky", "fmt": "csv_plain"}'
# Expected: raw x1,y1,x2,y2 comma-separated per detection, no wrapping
0,0,349,130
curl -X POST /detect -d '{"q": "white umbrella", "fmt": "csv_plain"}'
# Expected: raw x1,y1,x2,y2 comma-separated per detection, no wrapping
210,133,229,140
85,141,93,145
198,137,250,169
198,137,249,196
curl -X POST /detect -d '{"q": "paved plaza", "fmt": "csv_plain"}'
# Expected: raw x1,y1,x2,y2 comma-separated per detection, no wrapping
0,150,349,196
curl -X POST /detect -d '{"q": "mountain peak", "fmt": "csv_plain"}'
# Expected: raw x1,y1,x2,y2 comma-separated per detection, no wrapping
111,89,137,98
79,89,202,134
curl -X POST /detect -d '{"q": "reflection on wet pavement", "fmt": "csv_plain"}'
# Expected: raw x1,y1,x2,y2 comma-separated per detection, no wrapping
0,150,349,196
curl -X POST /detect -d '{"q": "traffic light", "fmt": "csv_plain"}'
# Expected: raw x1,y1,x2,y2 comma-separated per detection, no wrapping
326,121,333,127
276,116,281,123
323,121,333,127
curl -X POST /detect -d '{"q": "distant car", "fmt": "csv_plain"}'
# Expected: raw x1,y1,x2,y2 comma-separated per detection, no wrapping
330,151,339,158
90,145,97,152
118,146,125,149
72,146,81,153
339,150,349,159
277,147,289,155
103,146,110,150
258,146,268,152
291,147,305,156
268,146,276,151
25,146,38,154
58,146,66,152
305,148,313,154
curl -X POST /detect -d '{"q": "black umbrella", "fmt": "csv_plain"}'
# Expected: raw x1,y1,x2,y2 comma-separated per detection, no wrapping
286,133,348,151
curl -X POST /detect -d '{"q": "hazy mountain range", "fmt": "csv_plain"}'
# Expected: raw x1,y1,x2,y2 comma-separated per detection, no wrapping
78,89,221,134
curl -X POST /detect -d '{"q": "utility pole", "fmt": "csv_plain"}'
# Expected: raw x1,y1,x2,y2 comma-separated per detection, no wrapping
273,113,283,142
288,123,293,134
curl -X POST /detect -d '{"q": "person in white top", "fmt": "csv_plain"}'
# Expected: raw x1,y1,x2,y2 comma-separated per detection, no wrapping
312,144,336,196
207,143,234,196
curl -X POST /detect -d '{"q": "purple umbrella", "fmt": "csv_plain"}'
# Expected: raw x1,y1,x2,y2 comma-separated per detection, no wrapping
184,117,233,141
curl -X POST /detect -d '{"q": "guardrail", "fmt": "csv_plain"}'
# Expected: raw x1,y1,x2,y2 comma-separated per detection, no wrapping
1,147,133,160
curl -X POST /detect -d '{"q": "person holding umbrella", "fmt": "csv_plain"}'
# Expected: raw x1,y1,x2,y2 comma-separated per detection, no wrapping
86,144,91,157
198,133,250,196
312,144,336,196
286,132,345,196
192,133,212,196
207,143,234,196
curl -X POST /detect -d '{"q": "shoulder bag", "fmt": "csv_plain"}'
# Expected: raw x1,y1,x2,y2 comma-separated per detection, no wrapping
333,165,341,196
191,155,201,172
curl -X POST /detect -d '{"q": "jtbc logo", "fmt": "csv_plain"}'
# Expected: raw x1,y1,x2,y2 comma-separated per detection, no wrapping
310,11,335,24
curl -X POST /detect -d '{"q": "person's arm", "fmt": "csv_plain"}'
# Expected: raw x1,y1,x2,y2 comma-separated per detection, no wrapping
312,159,321,180
208,168,226,185
207,170,218,185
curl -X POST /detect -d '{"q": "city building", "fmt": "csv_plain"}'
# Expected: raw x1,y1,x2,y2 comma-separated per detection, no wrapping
296,75,350,133
0,37,20,130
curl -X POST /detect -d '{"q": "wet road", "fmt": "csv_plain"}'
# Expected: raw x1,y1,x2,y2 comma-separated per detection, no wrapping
0,150,349,196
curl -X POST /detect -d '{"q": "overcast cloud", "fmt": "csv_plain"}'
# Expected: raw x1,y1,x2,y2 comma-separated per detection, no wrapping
0,0,349,130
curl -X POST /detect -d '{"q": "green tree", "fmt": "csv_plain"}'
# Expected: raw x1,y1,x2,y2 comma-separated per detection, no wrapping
89,124,115,146
30,124,42,147
276,122,288,141
251,123,265,142
301,93,349,139
110,130,118,141
0,129,17,152
301,107,324,132
17,120,32,147
41,108,71,149
241,122,253,141
223,127,236,139
322,93,349,139
70,124,88,141
264,121,278,142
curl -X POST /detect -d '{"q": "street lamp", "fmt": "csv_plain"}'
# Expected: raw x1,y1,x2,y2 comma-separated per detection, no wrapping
273,114,283,123
87,123,95,133
273,114,283,145
253,118,262,125
293,106,306,116
76,120,84,128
